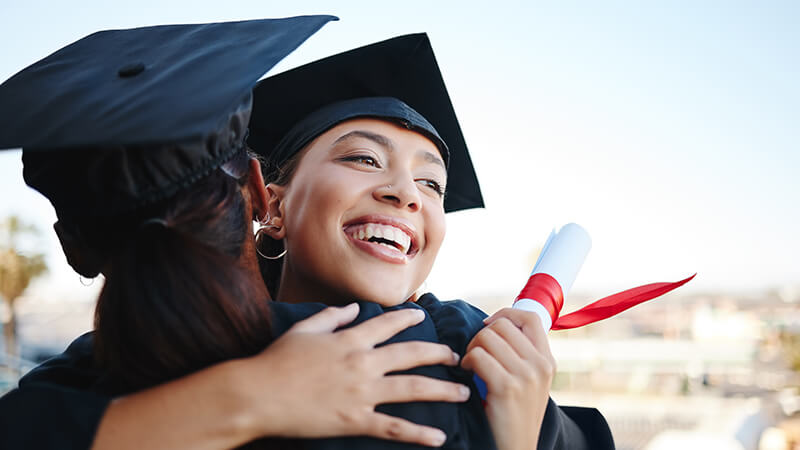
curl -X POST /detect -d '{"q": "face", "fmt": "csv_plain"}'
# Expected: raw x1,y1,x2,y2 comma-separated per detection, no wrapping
267,118,448,306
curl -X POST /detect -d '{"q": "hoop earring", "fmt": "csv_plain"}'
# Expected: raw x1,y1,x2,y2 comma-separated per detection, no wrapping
255,214,287,260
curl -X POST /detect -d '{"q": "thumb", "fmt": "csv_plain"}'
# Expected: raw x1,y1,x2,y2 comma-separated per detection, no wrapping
289,303,360,334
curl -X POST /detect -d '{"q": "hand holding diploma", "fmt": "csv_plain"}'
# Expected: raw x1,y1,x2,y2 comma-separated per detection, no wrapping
466,223,695,449
462,308,555,450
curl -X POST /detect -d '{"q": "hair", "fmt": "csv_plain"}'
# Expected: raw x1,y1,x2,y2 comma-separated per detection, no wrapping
86,150,273,392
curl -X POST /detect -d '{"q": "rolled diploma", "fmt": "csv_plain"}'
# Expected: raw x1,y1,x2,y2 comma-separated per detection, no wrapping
512,223,592,330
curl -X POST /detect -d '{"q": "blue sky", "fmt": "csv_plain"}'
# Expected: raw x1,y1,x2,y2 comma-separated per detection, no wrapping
1,1,798,302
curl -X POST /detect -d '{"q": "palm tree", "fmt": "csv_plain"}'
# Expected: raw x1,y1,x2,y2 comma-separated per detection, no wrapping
0,216,47,357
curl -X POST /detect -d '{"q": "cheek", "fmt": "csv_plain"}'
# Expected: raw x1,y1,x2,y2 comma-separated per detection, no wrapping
421,209,446,268
281,175,357,247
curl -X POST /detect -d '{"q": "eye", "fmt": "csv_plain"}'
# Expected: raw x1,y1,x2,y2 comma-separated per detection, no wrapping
340,154,381,168
417,179,445,197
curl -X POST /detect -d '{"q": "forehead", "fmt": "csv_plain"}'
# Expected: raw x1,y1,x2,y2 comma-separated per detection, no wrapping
320,118,445,160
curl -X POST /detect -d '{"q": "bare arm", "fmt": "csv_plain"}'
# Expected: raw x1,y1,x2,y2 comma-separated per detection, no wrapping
92,358,253,450
92,304,469,449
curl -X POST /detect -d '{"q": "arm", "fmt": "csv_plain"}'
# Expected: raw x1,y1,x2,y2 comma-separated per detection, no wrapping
2,305,469,449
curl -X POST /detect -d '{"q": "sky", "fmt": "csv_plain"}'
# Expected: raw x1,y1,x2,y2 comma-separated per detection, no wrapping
0,1,798,305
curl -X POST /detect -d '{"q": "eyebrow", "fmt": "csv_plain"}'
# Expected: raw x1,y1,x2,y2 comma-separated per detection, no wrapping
419,150,446,171
333,130,394,151
334,129,446,170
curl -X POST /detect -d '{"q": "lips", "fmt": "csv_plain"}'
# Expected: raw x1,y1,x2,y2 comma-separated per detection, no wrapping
343,215,419,261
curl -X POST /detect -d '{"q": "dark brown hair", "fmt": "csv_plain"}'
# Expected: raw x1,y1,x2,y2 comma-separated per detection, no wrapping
90,151,273,392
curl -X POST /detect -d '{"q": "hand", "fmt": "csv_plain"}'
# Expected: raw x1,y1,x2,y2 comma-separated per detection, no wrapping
461,308,556,450
233,303,470,447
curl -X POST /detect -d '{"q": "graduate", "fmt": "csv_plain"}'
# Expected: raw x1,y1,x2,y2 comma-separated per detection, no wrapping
245,33,614,450
0,18,614,450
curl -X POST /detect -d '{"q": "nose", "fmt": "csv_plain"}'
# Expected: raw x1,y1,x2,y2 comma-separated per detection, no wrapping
373,178,422,212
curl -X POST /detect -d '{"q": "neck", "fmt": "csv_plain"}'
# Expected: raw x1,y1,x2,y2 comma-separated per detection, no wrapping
275,261,351,306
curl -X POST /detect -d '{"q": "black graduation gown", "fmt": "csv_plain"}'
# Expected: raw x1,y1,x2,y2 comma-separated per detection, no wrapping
0,294,615,449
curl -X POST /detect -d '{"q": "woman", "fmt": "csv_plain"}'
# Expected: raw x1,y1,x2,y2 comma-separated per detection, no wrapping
243,33,613,450
0,18,474,449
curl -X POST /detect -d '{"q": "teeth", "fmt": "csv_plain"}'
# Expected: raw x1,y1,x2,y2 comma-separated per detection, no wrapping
350,223,412,254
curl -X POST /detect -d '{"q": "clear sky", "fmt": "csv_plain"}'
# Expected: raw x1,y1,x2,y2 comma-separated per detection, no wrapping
1,1,798,303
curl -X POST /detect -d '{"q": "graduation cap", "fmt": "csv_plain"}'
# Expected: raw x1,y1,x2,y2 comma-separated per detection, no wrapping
248,33,484,213
0,15,337,219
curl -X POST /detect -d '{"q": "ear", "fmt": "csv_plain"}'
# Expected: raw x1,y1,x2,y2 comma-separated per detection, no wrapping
264,182,287,240
53,221,104,278
247,158,269,220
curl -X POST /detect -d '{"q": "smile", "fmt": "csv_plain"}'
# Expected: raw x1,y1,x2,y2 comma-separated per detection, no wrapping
348,223,411,253
343,216,419,263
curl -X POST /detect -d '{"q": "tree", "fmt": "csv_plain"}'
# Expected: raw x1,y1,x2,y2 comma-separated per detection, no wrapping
0,216,47,357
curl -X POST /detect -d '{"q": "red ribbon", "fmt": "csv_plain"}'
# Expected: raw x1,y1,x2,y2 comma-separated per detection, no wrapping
514,273,696,330
515,273,564,321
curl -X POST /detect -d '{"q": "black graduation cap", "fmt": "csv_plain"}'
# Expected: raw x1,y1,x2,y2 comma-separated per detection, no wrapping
0,16,336,219
248,33,484,213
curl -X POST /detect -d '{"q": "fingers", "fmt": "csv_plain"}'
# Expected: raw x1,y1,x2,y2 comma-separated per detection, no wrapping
340,308,426,346
484,308,555,363
376,374,471,404
466,325,528,376
289,303,360,334
373,341,460,372
461,346,507,392
482,318,539,361
363,412,447,447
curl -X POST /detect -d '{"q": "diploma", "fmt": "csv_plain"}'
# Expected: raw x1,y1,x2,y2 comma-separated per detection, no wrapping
512,223,591,331
473,224,694,401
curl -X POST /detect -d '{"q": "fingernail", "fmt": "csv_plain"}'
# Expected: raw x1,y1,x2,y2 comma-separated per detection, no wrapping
451,351,460,364
412,309,425,320
428,430,446,446
459,385,471,399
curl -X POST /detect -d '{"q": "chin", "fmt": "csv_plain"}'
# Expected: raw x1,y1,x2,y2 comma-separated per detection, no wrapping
347,278,418,307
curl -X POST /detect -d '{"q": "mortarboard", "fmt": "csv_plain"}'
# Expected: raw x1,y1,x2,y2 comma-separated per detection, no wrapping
0,16,337,219
247,33,484,213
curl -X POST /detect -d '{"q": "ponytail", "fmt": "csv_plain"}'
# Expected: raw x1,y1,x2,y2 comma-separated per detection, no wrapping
93,165,272,392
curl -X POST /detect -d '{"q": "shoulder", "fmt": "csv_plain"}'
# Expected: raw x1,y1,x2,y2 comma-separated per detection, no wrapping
416,293,487,319
415,293,488,356
1,331,110,449
268,301,328,337
19,331,100,390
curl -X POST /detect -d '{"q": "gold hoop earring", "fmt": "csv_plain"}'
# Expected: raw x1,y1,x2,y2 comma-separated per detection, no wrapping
255,214,287,260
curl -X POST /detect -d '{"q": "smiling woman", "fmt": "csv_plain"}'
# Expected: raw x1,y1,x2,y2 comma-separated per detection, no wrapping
236,33,615,450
